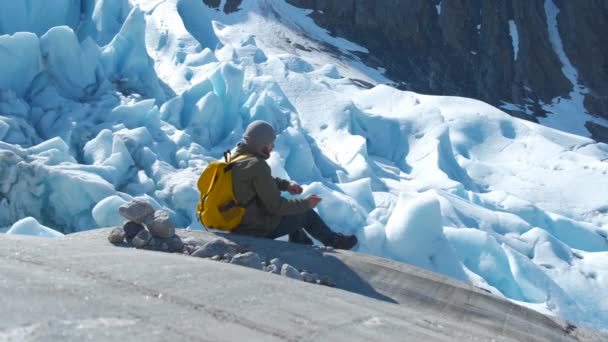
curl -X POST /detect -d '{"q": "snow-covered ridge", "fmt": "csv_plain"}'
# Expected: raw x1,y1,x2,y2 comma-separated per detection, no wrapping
0,0,607,331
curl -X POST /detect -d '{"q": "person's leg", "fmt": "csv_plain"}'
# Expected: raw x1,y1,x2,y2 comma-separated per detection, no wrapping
265,212,308,240
266,209,335,245
288,229,314,245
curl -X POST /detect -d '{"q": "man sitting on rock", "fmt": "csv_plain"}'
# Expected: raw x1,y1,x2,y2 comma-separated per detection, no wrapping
229,120,358,250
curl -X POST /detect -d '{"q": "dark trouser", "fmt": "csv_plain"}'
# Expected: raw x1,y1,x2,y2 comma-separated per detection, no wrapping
265,209,335,245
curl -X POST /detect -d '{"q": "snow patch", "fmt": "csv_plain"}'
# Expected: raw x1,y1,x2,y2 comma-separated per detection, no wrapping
508,20,519,61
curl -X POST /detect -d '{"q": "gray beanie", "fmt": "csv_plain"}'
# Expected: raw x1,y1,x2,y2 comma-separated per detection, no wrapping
243,120,276,150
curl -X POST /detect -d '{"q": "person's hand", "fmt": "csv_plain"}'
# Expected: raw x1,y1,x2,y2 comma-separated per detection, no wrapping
287,183,303,195
307,194,322,208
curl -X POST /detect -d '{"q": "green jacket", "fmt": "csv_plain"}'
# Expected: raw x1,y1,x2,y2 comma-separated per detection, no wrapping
230,143,309,236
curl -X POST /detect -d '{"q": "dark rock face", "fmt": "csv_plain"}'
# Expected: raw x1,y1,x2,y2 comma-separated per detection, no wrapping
555,0,608,119
585,121,608,144
285,0,608,135
203,0,242,14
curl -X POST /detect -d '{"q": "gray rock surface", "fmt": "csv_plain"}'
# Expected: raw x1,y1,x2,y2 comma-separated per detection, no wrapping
145,210,175,238
118,199,155,224
230,252,263,270
281,264,300,280
1,229,605,341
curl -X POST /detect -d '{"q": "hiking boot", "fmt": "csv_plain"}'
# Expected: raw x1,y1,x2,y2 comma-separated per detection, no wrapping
329,233,358,250
288,229,314,245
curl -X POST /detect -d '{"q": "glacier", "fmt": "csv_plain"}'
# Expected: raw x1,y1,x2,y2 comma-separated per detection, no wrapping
0,0,607,331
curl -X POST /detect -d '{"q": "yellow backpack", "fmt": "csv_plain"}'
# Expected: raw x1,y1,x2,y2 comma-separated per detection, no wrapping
196,152,253,231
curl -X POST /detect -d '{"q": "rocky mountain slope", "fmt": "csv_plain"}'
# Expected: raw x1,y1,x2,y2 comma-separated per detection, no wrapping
283,0,608,141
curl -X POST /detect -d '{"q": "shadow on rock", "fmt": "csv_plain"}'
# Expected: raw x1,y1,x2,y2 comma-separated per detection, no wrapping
203,232,399,304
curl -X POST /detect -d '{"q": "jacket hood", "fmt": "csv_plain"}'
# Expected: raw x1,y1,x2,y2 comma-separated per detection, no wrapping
234,141,270,160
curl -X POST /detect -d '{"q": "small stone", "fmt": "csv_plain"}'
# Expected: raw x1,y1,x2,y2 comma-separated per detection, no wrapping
132,230,153,248
281,264,300,279
154,235,184,253
300,272,318,283
325,246,334,252
230,252,263,270
270,258,283,268
319,275,336,287
224,252,236,260
211,255,222,261
123,221,145,239
262,265,279,273
183,243,196,255
118,199,155,224
265,264,279,274
107,228,125,244
145,209,175,238
182,237,205,247
190,238,237,258
191,247,204,258
319,246,327,251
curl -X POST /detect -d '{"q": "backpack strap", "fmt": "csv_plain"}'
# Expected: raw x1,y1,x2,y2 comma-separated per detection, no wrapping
225,151,256,207
229,153,253,163
224,152,254,171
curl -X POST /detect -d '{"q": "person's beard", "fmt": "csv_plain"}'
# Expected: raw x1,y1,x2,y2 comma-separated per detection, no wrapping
260,145,272,159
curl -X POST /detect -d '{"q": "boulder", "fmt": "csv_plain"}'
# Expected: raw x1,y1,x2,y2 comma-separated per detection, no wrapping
132,229,153,248
107,228,125,244
118,199,155,224
152,235,184,253
300,272,319,283
265,264,279,274
281,264,300,279
145,209,175,238
191,238,238,258
230,252,263,270
319,275,336,287
123,221,145,239
270,257,283,269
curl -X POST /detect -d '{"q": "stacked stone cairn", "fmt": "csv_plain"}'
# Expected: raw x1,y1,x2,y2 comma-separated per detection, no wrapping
107,200,335,287
107,199,183,253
